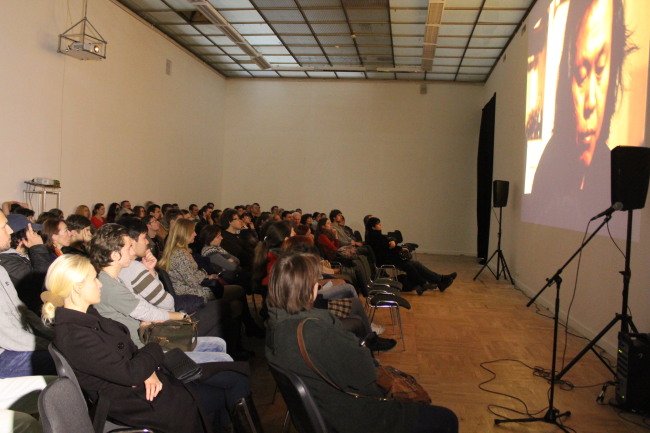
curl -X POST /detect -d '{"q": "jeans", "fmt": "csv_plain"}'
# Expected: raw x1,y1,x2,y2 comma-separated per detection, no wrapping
184,337,233,363
0,351,56,379
189,371,250,430
319,282,357,300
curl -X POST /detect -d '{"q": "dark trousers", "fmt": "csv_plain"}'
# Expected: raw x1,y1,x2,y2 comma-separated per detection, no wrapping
410,404,459,433
189,371,250,431
398,260,441,287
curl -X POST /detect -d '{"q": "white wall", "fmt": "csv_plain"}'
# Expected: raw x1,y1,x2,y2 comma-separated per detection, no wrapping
483,26,650,353
0,0,226,214
223,79,483,255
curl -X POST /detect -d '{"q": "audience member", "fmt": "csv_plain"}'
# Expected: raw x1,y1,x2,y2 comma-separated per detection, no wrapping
315,217,339,261
74,204,91,219
219,209,254,270
63,214,92,256
40,218,72,262
90,203,106,229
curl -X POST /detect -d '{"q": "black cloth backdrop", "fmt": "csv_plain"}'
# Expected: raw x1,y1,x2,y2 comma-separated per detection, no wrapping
476,94,496,262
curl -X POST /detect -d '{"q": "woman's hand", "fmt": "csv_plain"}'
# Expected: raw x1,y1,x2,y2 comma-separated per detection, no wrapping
207,274,218,279
388,240,396,249
144,372,163,401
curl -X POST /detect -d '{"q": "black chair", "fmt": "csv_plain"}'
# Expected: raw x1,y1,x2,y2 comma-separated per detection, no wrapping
45,344,152,433
156,268,175,294
268,362,328,433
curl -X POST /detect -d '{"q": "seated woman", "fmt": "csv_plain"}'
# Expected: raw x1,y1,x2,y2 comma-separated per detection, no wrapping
42,255,252,433
314,217,339,261
74,204,91,219
160,220,263,352
40,218,72,263
266,252,458,433
90,203,106,229
365,217,456,295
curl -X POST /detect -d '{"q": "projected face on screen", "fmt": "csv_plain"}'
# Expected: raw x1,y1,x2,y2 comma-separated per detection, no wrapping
572,0,612,169
522,0,648,236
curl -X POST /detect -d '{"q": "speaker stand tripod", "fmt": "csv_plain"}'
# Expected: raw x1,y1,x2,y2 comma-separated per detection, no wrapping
474,206,514,284
555,210,638,380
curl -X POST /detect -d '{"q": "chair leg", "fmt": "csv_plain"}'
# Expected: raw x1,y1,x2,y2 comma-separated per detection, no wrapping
396,306,405,351
281,410,290,433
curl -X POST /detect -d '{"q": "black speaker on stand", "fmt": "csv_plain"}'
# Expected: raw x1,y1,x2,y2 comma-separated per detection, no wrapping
474,180,514,284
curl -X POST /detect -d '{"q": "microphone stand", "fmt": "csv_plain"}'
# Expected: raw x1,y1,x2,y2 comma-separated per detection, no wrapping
497,214,612,430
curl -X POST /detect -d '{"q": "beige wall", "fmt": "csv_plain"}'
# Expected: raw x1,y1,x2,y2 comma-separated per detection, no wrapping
483,26,650,353
0,0,226,214
223,79,482,254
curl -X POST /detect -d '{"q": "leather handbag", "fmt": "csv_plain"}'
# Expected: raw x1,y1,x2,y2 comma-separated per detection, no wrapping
297,318,431,405
376,365,432,404
163,348,203,383
138,319,199,351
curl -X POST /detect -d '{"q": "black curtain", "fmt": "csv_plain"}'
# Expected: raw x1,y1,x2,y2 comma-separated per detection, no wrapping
476,94,496,263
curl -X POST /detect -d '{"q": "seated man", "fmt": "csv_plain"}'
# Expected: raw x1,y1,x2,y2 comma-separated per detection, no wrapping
146,204,167,243
0,210,55,378
62,214,92,256
117,218,223,339
142,214,163,259
0,213,49,315
219,209,253,271
90,224,231,363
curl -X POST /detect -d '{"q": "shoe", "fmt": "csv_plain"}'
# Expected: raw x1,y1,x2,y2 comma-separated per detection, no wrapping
368,337,397,353
415,285,425,296
371,323,385,335
437,274,456,292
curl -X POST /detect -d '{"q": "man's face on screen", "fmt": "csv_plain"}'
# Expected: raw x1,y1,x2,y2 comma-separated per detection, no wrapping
572,0,612,168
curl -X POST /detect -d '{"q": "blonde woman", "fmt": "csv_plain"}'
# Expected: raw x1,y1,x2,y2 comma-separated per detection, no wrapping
42,255,251,432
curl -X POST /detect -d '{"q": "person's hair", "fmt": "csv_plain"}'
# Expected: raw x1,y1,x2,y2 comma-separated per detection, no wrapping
282,235,315,252
189,204,198,212
47,208,64,219
120,200,130,207
220,208,238,228
89,223,129,271
158,219,195,271
74,205,90,217
142,214,157,225
41,219,67,252
365,217,381,231
206,202,215,209
92,203,104,216
106,203,120,222
554,0,637,149
199,224,221,247
280,210,291,219
312,211,320,219
315,218,335,241
294,224,311,236
36,212,57,224
329,209,342,222
116,217,147,240
8,203,22,213
65,214,91,232
147,204,160,215
13,206,34,218
253,221,292,287
363,215,374,226
164,208,182,226
42,255,96,324
300,214,312,225
132,206,145,218
161,203,172,215
199,205,210,218
239,229,258,250
267,252,320,314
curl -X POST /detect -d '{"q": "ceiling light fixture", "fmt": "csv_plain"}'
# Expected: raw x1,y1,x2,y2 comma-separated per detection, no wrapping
421,0,445,71
187,0,271,69
58,0,107,60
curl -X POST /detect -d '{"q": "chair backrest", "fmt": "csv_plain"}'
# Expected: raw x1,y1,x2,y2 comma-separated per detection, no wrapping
156,268,176,294
38,377,95,433
268,362,328,433
48,343,84,400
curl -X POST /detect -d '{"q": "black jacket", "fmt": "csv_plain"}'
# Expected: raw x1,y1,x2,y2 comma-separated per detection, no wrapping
0,245,51,314
53,307,209,433
365,229,401,266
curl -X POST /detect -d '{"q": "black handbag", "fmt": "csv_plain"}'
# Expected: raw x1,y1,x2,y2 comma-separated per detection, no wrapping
163,348,203,383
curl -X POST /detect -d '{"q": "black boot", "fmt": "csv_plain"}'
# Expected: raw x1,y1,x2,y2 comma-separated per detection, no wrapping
231,395,265,433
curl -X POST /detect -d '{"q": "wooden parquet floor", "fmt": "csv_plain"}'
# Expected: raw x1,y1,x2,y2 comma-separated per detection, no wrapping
245,254,649,433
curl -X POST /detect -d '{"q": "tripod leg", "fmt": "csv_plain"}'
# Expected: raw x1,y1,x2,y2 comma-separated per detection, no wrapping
556,315,620,380
473,249,498,280
498,250,515,285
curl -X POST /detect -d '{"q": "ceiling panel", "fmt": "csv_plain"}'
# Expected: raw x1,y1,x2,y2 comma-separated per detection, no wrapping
114,0,533,81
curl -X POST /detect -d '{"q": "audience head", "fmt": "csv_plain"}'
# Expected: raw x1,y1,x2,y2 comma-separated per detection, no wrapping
36,212,58,225
366,217,381,231
147,204,162,220
164,208,183,228
263,221,292,249
41,218,72,252
132,205,146,218
206,202,215,209
199,224,222,247
294,224,312,237
42,255,100,323
0,211,14,252
65,214,92,244
161,203,173,216
12,206,35,222
300,214,312,226
282,235,315,252
106,203,120,221
92,203,105,217
316,217,334,238
329,209,343,223
220,208,242,232
89,223,132,271
189,204,199,217
117,217,149,259
267,252,320,315
75,205,91,219
291,212,301,226
159,219,196,271
281,210,292,221
120,200,132,210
